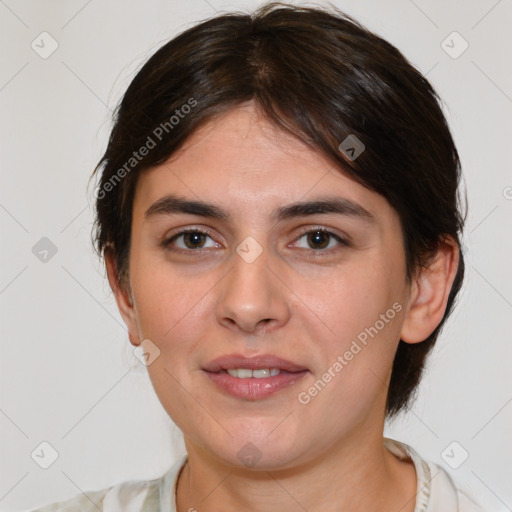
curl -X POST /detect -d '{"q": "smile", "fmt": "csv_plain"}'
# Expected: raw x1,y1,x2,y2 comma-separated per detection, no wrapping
226,368,281,378
202,354,309,400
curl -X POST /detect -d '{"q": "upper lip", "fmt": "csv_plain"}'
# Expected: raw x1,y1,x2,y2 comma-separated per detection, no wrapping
203,354,308,373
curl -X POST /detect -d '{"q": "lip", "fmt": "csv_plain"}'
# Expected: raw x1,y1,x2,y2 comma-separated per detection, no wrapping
203,354,308,373
202,353,309,400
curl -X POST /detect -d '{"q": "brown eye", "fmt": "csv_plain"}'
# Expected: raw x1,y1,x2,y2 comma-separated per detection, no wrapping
183,232,207,249
293,229,347,252
307,231,330,249
164,229,219,251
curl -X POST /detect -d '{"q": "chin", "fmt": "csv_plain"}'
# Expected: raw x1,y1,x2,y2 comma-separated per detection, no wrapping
192,419,310,471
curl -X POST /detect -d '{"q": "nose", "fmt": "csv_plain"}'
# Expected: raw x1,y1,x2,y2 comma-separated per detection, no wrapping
215,244,291,335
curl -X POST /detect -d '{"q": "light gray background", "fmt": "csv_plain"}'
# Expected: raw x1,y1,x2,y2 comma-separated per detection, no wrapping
1,0,511,510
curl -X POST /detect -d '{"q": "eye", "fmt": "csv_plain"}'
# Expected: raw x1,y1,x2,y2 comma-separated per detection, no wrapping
291,228,348,252
164,229,220,251
162,227,348,255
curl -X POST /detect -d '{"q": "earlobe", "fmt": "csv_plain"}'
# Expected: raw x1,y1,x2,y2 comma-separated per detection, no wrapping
400,237,460,344
104,250,142,347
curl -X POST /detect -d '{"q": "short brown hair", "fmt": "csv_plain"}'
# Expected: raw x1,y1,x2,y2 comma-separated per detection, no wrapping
92,2,465,417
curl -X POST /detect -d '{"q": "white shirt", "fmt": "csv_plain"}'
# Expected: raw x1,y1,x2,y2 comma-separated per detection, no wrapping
30,438,483,511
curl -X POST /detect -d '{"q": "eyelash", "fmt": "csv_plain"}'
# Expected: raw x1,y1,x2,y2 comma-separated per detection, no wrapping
162,226,350,257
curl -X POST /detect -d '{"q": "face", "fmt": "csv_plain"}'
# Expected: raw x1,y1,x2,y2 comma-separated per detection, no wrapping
121,103,413,470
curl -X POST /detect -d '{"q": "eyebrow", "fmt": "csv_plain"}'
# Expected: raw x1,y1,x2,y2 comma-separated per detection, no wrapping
144,194,375,224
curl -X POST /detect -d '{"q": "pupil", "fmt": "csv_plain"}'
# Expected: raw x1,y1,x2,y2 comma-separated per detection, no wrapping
308,231,328,249
185,232,205,248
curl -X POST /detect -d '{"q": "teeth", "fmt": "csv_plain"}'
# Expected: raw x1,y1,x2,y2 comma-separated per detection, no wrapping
226,368,281,378
230,368,253,379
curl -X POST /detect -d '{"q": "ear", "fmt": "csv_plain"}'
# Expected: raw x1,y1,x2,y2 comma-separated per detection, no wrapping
105,249,142,347
400,236,460,344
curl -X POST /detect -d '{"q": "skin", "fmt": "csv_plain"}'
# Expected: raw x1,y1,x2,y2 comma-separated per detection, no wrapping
106,102,459,511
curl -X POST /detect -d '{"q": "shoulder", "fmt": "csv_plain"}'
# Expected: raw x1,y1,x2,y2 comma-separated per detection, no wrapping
29,481,159,512
384,438,484,512
29,488,109,512
28,455,187,512
427,462,485,512
457,492,487,512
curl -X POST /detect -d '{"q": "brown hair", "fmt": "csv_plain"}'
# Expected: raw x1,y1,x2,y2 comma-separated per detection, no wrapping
92,2,465,417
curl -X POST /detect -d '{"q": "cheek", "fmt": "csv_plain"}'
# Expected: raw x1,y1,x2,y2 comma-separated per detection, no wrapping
293,257,406,409
299,259,404,346
128,257,217,429
129,254,215,353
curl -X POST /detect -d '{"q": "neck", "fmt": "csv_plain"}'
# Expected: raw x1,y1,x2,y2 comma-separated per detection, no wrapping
176,426,417,512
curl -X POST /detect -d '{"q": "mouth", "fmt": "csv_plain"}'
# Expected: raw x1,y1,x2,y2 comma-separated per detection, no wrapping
202,354,309,400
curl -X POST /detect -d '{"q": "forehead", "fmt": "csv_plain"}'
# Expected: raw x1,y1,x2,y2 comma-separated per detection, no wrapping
132,103,395,224
166,103,334,190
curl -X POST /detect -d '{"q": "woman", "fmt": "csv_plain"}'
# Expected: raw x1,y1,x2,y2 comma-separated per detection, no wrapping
32,3,482,510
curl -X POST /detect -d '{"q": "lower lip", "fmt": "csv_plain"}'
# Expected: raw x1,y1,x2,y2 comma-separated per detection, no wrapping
204,370,308,400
